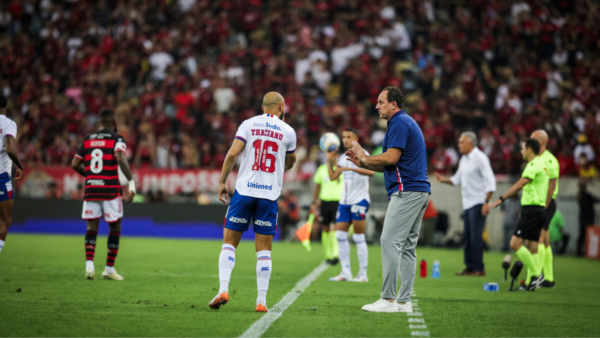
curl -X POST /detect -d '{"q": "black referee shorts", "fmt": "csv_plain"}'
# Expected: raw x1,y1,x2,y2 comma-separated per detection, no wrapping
319,200,339,226
514,206,546,241
543,199,557,231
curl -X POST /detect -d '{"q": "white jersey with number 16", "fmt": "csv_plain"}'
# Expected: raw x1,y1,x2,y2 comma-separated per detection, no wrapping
234,114,297,201
0,115,17,176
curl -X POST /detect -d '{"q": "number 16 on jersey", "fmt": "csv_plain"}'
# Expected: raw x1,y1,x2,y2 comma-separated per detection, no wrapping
252,140,277,173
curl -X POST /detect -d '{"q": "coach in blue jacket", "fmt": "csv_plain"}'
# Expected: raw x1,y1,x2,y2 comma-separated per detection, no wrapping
347,86,431,313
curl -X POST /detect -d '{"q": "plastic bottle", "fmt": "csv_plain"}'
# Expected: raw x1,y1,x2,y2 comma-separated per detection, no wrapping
432,260,440,279
420,259,427,278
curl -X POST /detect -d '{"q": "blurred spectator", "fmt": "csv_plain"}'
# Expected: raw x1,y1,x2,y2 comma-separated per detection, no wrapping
46,182,60,199
419,199,438,246
549,210,569,255
278,189,300,241
574,134,596,162
501,194,520,252
155,134,177,169
149,45,174,82
0,0,596,190
213,78,235,113
577,180,598,256
430,145,452,174
577,153,598,179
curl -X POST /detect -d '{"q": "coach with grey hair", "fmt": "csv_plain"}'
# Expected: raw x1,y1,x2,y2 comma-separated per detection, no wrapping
434,132,496,276
347,86,430,313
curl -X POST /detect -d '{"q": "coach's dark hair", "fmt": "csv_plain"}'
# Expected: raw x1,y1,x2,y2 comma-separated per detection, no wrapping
382,86,404,109
0,95,7,109
523,138,541,155
344,127,359,137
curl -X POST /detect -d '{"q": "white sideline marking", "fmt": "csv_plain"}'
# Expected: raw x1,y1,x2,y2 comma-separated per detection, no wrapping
239,262,329,338
407,290,430,337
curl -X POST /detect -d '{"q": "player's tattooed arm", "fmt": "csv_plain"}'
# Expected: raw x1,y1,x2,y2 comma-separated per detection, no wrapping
115,151,133,181
116,151,136,202
5,135,24,180
218,139,245,203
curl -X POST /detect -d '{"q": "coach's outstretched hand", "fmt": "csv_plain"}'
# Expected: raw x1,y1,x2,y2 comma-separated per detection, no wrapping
218,183,229,203
346,141,367,168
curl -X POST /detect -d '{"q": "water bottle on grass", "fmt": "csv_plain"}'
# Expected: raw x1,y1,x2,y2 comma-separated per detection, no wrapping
432,260,440,279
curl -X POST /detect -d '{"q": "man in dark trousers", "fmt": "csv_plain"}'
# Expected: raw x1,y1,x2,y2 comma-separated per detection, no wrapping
577,180,598,256
434,132,496,276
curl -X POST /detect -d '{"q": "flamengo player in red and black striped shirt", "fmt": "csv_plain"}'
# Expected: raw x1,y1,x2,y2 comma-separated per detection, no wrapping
71,109,135,281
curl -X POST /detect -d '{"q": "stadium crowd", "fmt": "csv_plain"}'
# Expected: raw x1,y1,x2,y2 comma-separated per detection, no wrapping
1,0,600,179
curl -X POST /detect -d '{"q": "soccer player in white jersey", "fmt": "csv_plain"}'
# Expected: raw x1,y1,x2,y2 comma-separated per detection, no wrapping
327,128,374,282
209,92,297,313
0,95,25,255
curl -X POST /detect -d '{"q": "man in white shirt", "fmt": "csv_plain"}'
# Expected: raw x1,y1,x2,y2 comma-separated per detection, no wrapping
213,78,236,113
148,45,174,81
434,132,496,276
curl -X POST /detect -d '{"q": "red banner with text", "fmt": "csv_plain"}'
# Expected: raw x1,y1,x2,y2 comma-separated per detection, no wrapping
17,166,310,199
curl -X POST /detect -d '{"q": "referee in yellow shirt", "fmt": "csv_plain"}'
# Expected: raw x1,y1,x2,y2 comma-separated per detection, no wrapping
531,130,559,288
311,156,343,265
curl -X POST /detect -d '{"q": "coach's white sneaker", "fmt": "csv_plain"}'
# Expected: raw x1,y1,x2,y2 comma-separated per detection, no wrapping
351,274,368,282
361,299,399,313
102,269,124,280
397,301,413,313
85,268,95,280
329,273,352,281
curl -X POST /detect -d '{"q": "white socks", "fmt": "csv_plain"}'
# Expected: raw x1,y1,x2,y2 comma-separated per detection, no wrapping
86,260,94,271
219,244,236,293
256,250,272,304
353,233,368,277
337,231,352,277
0,239,4,253
105,266,115,274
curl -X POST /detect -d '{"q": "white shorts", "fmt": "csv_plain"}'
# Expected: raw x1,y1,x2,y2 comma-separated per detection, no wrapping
82,197,123,223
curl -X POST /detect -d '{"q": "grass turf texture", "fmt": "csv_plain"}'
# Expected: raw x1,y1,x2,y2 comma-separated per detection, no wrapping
0,234,598,337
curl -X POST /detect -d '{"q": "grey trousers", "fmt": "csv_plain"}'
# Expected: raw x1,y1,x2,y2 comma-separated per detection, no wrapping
381,191,430,302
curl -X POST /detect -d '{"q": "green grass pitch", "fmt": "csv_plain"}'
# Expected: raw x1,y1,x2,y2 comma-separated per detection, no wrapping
1,234,599,337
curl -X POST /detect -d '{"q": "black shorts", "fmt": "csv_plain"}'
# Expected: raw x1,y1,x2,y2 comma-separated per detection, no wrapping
514,206,546,241
319,200,339,226
543,199,557,231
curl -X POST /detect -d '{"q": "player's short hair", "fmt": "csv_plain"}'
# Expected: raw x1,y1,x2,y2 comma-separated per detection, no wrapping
382,86,404,109
100,109,116,120
0,95,7,109
523,138,541,155
344,127,359,137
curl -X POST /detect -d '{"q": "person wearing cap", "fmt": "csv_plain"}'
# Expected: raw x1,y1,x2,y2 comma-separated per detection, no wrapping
573,134,595,163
